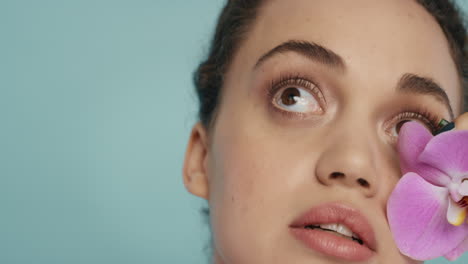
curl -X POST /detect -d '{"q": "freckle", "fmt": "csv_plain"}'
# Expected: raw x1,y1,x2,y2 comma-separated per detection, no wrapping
231,196,234,203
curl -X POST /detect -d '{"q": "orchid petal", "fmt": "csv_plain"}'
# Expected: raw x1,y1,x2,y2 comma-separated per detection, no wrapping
459,180,468,196
397,122,450,186
387,173,468,260
419,130,468,179
397,122,432,169
447,197,467,226
444,235,468,261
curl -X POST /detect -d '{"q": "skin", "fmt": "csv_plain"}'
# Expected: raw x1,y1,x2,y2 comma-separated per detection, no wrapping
183,0,467,263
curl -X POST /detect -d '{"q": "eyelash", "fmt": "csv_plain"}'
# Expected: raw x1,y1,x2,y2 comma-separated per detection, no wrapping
266,73,442,134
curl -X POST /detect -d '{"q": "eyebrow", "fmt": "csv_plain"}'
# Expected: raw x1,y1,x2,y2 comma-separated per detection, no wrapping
255,40,454,118
254,40,345,71
397,73,454,119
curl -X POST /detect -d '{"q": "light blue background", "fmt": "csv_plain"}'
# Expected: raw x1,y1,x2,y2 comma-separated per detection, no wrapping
1,1,467,263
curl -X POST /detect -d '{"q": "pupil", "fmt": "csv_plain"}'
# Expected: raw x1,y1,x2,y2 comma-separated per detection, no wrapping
395,120,410,134
281,87,300,105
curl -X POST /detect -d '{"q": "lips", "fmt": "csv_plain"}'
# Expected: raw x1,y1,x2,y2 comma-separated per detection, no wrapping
289,202,377,262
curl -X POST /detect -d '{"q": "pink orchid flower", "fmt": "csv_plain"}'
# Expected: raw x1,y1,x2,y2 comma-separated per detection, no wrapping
387,121,468,261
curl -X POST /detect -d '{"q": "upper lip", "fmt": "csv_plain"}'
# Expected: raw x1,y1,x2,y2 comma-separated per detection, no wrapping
289,202,377,251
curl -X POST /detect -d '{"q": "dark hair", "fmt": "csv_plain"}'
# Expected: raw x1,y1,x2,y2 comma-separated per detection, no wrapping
193,0,468,130
417,0,468,112
193,0,265,129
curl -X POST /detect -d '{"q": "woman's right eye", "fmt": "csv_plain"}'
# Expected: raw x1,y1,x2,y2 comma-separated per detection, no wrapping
274,86,319,112
272,85,323,115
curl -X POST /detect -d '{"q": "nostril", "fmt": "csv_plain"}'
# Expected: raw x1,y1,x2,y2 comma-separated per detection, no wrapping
330,172,345,179
357,178,370,188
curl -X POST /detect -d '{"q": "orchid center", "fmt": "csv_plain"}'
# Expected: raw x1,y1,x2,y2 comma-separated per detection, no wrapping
447,196,468,226
447,179,468,227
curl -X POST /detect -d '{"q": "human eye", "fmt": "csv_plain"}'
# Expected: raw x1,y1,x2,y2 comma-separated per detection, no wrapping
385,108,442,142
267,74,325,119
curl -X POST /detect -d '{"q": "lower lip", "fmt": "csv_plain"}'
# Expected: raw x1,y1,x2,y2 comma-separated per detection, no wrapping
290,227,374,262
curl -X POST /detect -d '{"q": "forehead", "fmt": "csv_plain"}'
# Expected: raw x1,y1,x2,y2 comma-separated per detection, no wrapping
232,0,462,114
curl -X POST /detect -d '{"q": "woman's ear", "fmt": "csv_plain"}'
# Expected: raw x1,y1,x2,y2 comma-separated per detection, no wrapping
182,122,210,200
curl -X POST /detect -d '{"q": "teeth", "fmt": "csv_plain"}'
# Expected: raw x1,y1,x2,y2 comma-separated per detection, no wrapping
318,223,358,239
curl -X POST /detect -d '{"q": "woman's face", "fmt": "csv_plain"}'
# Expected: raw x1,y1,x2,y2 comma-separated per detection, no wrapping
184,0,463,263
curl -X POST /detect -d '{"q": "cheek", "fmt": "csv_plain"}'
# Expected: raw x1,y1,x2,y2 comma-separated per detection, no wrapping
208,120,313,215
206,124,302,261
208,127,280,225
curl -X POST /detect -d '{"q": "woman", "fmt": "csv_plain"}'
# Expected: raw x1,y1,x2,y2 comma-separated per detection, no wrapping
183,0,468,263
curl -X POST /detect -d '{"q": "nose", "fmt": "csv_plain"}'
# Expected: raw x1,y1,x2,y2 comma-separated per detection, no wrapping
315,126,379,198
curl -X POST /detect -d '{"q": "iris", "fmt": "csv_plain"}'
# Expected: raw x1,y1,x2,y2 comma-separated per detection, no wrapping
387,122,468,261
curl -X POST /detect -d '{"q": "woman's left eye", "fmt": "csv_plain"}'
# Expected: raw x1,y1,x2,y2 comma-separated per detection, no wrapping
272,86,322,114
387,111,439,139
